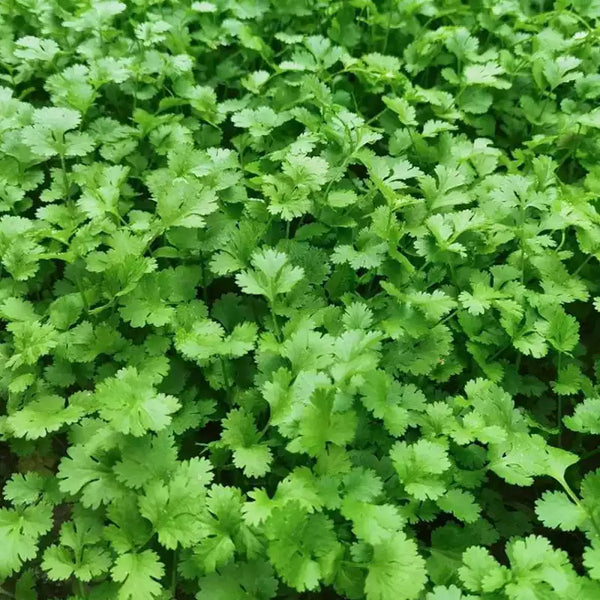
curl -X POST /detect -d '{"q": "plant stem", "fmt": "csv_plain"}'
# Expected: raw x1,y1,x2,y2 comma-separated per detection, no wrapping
220,356,231,391
59,151,71,201
269,300,282,341
573,254,592,276
170,547,178,598
557,352,562,447
490,344,510,361
439,309,458,326
87,299,115,315
257,418,271,441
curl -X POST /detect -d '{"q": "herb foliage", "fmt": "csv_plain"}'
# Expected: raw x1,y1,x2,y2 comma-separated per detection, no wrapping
2,1,600,599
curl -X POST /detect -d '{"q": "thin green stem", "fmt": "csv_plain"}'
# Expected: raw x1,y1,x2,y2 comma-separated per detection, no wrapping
455,84,467,102
556,352,562,447
256,418,271,442
87,299,115,315
555,229,566,252
561,481,581,507
170,547,178,598
490,344,510,362
220,356,231,391
573,254,593,276
381,18,391,53
59,151,71,201
366,107,387,125
438,309,458,326
269,301,282,341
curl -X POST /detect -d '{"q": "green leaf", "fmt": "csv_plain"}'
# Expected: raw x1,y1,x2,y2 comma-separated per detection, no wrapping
458,546,509,593
220,408,273,477
43,543,111,582
6,395,85,440
138,458,213,548
464,63,510,88
0,504,53,578
364,533,427,600
21,108,93,158
232,107,288,137
341,500,404,545
542,308,580,354
382,96,417,126
504,535,581,598
426,585,478,600
584,544,600,579
535,491,586,531
14,569,37,600
564,398,600,433
3,473,49,506
236,248,304,302
265,504,341,591
111,550,165,600
95,367,180,436
390,440,451,500
58,445,124,509
147,172,218,229
437,490,481,524
196,560,278,600
14,36,59,62
287,388,357,457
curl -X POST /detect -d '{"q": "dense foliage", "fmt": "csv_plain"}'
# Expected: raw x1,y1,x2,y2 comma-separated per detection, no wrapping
2,0,600,598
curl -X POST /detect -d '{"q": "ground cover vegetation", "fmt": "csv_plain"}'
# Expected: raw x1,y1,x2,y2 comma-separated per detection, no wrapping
2,0,600,598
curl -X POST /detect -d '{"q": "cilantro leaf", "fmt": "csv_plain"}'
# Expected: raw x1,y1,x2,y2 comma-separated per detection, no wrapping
111,550,165,600
95,367,180,436
236,249,304,302
0,504,53,578
364,533,428,600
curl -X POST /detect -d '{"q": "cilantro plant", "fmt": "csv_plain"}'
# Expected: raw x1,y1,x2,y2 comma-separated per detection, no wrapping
2,0,600,599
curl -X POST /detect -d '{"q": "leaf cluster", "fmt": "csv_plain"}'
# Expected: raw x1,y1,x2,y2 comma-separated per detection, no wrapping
2,0,600,599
